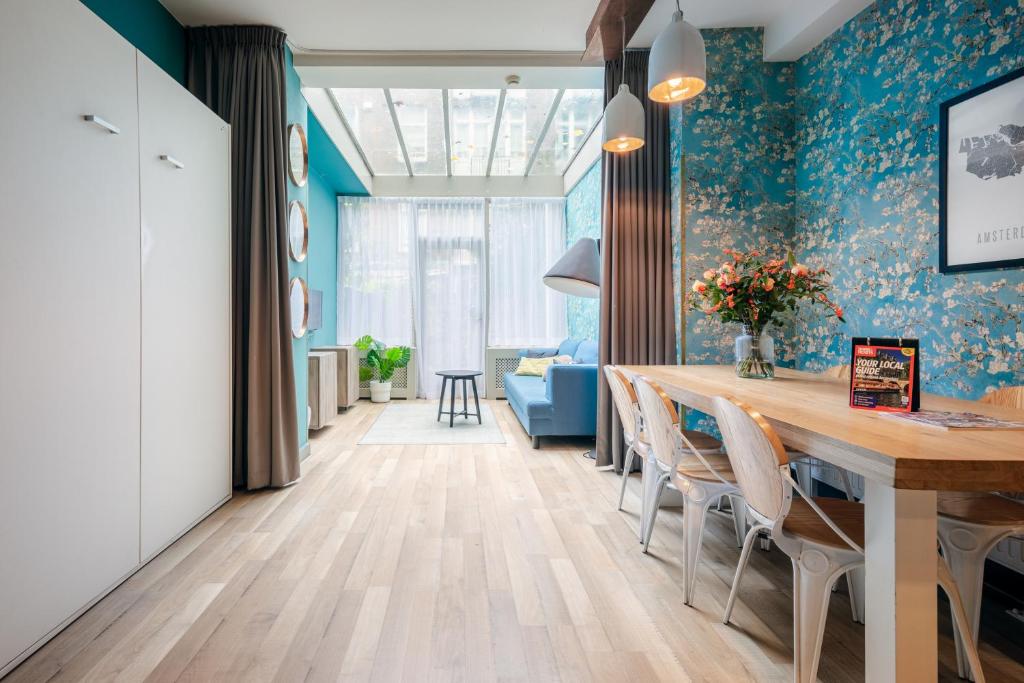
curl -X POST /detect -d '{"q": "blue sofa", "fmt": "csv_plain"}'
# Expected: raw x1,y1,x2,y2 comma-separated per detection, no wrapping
504,338,598,448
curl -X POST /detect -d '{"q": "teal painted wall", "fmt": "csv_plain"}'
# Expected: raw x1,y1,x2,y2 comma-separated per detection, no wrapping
309,112,369,196
285,47,310,451
80,0,186,84
565,161,602,340
307,167,338,348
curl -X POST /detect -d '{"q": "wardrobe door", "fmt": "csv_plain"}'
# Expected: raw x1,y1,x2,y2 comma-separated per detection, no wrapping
138,56,232,561
0,0,142,672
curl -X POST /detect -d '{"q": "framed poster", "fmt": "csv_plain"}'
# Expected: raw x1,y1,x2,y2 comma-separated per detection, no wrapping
939,66,1024,273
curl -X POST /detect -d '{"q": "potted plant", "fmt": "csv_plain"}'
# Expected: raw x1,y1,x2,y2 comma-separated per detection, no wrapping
354,335,412,402
689,249,844,379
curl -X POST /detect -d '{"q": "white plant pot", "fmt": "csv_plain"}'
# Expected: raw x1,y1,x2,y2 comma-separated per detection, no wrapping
369,380,392,403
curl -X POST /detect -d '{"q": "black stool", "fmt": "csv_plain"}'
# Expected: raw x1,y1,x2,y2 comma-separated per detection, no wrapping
436,370,482,427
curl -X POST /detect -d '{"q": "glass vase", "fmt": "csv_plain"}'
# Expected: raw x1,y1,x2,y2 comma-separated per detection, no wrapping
734,325,775,379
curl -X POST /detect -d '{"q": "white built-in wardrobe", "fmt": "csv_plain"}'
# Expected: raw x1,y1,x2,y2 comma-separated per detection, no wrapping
0,0,231,675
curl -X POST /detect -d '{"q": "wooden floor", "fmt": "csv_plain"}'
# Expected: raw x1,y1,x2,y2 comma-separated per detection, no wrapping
7,400,1023,682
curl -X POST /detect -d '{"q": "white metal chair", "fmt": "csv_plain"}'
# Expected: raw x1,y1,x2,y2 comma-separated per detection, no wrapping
633,377,747,605
604,366,722,542
713,396,986,683
938,385,1024,681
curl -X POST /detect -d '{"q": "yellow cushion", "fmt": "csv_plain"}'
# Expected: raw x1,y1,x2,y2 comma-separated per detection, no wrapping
515,356,554,377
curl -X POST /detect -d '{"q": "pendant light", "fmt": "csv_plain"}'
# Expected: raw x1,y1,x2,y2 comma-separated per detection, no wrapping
601,17,644,153
647,0,706,104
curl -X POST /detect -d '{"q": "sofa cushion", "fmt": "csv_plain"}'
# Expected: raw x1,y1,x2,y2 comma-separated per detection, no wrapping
573,340,599,365
504,373,554,419
515,356,553,377
557,338,582,357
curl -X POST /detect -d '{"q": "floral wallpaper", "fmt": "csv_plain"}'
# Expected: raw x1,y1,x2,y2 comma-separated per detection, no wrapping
565,160,602,341
672,28,797,367
792,0,1024,398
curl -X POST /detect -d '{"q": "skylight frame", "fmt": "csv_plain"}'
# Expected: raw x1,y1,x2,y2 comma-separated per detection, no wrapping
322,86,601,180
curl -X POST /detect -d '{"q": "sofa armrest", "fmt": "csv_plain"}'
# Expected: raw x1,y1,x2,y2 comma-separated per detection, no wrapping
544,364,598,433
517,347,558,358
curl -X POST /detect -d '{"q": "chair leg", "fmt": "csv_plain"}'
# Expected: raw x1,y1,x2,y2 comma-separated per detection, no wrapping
939,525,1003,681
938,554,987,683
846,566,866,624
839,468,856,501
792,559,842,683
793,460,814,497
641,474,669,553
617,444,636,512
729,494,747,548
724,524,766,624
682,495,713,605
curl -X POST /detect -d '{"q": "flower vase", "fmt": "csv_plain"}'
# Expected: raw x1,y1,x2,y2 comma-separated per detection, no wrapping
734,326,775,379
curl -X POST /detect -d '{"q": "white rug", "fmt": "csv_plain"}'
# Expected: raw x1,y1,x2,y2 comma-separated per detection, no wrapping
359,403,506,445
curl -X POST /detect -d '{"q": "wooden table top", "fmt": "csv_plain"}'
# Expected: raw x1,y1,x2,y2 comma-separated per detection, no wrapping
620,365,1024,491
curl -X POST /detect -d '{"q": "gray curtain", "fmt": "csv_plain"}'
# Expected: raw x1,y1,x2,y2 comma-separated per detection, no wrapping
186,26,300,489
597,49,677,470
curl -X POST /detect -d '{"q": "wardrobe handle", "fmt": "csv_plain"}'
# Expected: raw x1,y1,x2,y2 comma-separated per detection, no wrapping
82,114,120,135
160,155,185,170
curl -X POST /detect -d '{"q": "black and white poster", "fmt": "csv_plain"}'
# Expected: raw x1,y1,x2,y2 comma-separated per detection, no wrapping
939,67,1024,273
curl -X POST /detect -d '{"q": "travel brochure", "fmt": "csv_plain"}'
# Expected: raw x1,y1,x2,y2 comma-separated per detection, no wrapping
849,338,920,412
881,410,1024,431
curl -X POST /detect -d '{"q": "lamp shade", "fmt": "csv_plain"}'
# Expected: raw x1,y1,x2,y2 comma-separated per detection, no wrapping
543,237,600,298
647,11,706,104
601,84,645,153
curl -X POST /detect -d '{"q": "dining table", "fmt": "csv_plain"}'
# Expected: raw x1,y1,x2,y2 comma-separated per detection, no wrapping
619,364,1024,683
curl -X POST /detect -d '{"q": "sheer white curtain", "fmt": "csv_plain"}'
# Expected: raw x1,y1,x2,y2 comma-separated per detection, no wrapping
338,198,415,347
412,198,486,399
488,198,567,347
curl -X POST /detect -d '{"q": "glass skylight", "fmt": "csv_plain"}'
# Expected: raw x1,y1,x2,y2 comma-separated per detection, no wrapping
528,89,603,176
391,89,447,175
330,88,408,175
491,89,558,176
324,87,603,178
448,89,500,176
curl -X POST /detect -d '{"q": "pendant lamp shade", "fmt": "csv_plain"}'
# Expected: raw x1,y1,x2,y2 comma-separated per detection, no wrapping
647,11,706,104
543,238,600,298
601,84,645,153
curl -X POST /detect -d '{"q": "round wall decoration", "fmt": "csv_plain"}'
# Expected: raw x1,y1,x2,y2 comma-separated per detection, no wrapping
289,277,309,338
287,123,308,187
288,200,308,262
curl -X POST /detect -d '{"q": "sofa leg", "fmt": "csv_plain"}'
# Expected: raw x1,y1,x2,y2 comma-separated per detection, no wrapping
532,435,541,449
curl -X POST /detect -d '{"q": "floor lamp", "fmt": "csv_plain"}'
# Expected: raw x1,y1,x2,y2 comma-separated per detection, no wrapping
543,237,601,458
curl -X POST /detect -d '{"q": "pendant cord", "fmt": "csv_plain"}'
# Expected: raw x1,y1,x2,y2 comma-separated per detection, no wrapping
619,15,626,88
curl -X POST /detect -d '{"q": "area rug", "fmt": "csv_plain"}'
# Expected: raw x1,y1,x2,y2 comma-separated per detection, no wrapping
358,403,506,445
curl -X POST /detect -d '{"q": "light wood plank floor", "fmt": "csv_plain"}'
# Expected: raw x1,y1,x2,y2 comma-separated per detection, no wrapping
7,400,1023,682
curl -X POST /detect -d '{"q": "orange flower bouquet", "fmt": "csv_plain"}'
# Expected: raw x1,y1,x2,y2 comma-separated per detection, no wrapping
690,249,844,378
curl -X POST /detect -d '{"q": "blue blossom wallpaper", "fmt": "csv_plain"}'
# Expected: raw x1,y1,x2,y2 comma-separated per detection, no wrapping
672,28,796,366
565,160,602,340
792,0,1024,398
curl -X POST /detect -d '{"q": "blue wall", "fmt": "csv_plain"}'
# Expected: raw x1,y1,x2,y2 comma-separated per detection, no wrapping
673,5,1023,403
307,165,339,348
791,0,1024,398
80,0,185,84
565,161,602,340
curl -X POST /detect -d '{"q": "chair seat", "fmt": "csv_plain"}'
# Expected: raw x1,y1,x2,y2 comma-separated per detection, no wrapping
637,428,721,453
782,497,864,549
676,454,737,483
938,492,1024,527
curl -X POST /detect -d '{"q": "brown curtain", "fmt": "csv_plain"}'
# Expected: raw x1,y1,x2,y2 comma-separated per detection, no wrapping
186,26,300,489
597,49,677,470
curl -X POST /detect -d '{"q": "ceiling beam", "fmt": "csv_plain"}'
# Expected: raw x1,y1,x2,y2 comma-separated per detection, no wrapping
442,89,453,177
484,89,507,177
582,0,657,64
383,89,413,176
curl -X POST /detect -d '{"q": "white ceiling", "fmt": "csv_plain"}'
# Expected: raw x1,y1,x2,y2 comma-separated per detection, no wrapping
162,0,824,53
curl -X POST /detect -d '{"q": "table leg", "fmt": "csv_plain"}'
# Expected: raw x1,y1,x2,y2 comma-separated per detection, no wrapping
449,379,456,428
471,377,481,424
462,378,468,418
437,376,447,421
864,482,937,682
